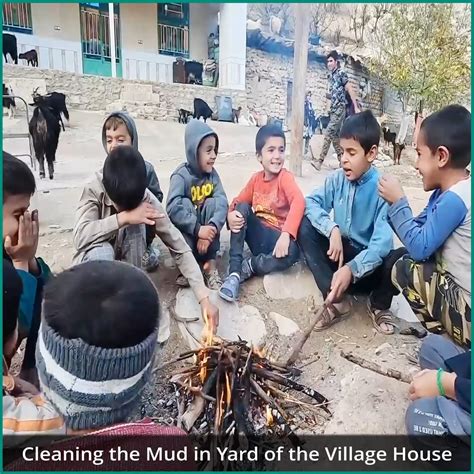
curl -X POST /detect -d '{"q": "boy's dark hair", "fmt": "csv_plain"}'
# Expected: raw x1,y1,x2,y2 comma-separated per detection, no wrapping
103,145,147,210
327,50,339,62
255,124,286,155
104,115,127,132
3,152,36,202
3,259,22,346
340,110,381,154
43,260,160,349
420,105,471,169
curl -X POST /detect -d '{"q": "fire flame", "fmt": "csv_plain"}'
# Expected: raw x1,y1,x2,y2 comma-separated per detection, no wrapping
253,345,267,359
202,308,214,347
266,402,274,426
225,372,232,406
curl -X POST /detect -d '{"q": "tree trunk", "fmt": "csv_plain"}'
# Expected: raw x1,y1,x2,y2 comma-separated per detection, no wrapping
289,3,310,177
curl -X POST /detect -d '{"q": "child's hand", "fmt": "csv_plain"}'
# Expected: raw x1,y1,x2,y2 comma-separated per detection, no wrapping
4,210,39,270
118,202,164,226
197,238,211,255
200,297,219,332
409,369,457,401
325,265,353,304
378,175,405,204
198,225,217,242
228,210,245,233
273,232,290,258
328,226,344,268
12,376,40,396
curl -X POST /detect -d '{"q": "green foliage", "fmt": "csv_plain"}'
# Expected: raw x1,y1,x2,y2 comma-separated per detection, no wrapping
369,3,470,112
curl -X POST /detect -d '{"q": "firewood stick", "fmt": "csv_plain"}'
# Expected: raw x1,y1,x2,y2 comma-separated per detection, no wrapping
249,377,289,421
340,350,412,383
285,304,327,366
174,380,217,402
253,366,331,413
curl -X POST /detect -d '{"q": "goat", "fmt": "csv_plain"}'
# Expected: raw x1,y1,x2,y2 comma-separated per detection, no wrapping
29,95,61,180
178,108,193,124
3,33,18,64
382,126,396,148
32,88,69,131
3,84,16,119
232,107,242,124
19,49,38,67
393,143,405,166
193,98,213,123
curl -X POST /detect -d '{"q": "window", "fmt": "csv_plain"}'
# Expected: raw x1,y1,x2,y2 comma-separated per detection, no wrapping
3,3,33,34
158,3,189,57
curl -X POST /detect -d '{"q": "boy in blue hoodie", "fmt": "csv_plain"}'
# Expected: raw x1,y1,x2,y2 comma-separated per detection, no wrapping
3,152,52,387
167,120,228,290
298,111,405,334
102,112,163,272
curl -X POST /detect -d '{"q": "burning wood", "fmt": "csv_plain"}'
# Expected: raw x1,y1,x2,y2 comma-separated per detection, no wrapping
168,311,331,468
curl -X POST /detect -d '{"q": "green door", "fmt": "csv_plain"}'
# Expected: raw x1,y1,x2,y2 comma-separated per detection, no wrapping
80,3,122,77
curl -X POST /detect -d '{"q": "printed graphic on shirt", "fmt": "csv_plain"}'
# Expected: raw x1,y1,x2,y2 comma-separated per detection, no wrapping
191,182,214,206
253,190,279,228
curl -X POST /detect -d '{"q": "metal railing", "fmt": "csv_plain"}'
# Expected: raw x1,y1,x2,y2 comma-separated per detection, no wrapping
81,7,120,59
158,23,189,56
2,2,32,32
3,94,35,169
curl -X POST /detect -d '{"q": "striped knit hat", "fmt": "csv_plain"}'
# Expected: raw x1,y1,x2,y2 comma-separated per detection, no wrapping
36,320,157,431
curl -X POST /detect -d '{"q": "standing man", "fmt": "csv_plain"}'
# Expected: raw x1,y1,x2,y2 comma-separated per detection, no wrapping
312,50,360,171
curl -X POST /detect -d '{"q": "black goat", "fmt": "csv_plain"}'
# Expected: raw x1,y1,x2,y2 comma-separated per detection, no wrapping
19,49,38,67
382,126,397,147
32,89,69,131
178,108,192,124
3,33,18,64
193,98,213,122
29,96,61,180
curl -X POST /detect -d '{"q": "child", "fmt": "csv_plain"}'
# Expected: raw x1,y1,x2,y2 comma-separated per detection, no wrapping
298,111,405,334
102,112,164,272
3,152,52,386
3,259,65,447
167,119,228,290
6,260,194,470
219,124,304,302
405,335,470,456
73,145,219,328
378,104,471,349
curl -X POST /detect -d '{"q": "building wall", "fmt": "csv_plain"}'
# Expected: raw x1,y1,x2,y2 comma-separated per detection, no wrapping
189,3,217,62
245,48,386,123
3,3,82,73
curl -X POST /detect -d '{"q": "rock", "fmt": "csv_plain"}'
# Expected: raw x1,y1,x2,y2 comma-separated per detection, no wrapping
269,311,300,336
175,289,267,350
374,342,392,355
263,262,323,302
157,307,170,344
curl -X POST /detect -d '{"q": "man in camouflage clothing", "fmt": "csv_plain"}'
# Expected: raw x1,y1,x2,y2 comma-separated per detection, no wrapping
312,50,360,171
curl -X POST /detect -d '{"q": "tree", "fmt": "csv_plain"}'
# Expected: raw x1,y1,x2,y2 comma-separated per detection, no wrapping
247,3,294,36
309,4,339,38
368,3,471,113
349,4,371,46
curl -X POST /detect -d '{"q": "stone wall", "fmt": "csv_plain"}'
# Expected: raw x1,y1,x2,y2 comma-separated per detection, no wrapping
3,64,247,121
245,48,386,123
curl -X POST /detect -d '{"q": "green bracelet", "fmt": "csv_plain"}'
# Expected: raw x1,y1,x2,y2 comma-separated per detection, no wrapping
437,368,446,397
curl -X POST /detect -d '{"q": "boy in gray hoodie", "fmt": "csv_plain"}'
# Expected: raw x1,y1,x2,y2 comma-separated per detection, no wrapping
102,111,163,272
167,120,228,290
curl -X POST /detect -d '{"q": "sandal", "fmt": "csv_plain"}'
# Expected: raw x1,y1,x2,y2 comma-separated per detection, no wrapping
204,269,222,290
367,301,395,335
176,273,190,288
313,302,351,332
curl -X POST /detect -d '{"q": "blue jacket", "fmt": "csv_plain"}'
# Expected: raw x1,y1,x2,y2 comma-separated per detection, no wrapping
305,167,393,281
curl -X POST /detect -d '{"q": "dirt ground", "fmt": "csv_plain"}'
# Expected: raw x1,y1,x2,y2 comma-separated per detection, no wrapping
4,109,428,435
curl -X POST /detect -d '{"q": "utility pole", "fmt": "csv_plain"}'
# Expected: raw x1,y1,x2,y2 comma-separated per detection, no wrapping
289,3,310,177
108,3,117,78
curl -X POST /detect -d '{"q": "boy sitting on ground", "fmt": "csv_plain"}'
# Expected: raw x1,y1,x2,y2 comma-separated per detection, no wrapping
102,112,164,272
3,259,65,447
378,104,471,350
219,124,305,302
6,260,194,470
298,110,406,334
167,119,228,290
72,145,218,328
3,152,52,386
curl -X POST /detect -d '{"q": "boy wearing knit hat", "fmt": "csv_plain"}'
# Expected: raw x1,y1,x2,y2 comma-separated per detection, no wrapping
36,260,160,431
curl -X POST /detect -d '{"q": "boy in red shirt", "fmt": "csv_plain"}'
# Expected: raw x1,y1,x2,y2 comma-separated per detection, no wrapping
219,125,305,302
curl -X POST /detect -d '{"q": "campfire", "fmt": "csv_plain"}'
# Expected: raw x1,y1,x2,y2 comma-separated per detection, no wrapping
168,311,331,469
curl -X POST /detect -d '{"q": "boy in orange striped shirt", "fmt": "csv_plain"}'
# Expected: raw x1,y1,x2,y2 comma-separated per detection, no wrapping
219,125,305,302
